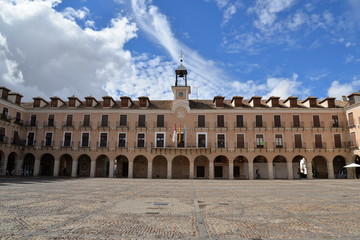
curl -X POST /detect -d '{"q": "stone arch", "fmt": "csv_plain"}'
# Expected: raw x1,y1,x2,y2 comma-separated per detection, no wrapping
333,155,347,179
23,153,35,176
233,156,248,179
95,154,110,177
172,155,189,179
273,155,288,179
133,155,148,178
312,156,328,179
59,154,73,176
78,154,91,177
292,155,307,179
152,155,167,179
253,155,268,179
6,152,17,175
214,155,229,179
115,155,129,178
194,155,209,179
0,150,5,175
40,153,55,176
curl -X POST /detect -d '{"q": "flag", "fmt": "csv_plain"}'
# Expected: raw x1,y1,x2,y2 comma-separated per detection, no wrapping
172,124,176,142
178,125,181,143
183,124,186,144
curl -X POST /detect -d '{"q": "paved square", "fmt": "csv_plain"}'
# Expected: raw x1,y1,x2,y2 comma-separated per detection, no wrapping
0,178,359,240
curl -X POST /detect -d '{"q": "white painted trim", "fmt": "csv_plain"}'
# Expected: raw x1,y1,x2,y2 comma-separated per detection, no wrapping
154,132,166,148
26,131,35,146
196,132,207,148
99,132,108,147
216,133,226,148
80,131,90,147
44,131,53,146
63,131,72,147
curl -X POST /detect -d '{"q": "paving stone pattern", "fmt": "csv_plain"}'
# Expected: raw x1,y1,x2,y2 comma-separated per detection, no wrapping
0,178,359,240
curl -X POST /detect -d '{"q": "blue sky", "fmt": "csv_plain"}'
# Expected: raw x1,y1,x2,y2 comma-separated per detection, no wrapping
0,0,359,100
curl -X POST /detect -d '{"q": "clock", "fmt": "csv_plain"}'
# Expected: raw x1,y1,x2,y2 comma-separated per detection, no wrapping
178,91,184,97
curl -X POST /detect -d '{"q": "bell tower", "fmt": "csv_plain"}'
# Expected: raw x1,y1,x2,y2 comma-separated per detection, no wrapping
172,52,191,100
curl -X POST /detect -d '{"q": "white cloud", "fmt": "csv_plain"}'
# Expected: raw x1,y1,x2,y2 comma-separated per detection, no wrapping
327,79,360,99
61,7,89,21
0,0,138,100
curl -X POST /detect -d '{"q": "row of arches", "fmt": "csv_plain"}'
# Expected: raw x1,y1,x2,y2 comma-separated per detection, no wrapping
0,150,354,179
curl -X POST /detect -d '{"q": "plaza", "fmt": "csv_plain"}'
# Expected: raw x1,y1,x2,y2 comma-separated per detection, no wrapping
0,177,360,240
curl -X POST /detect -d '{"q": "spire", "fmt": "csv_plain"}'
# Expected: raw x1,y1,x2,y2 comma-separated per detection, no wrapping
175,51,188,86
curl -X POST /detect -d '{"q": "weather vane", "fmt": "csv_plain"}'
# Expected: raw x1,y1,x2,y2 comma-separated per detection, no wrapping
179,51,185,63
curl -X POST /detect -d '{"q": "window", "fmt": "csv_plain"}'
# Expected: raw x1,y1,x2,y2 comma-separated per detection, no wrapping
81,133,89,147
0,127,5,142
15,112,21,123
197,133,206,148
100,133,108,147
66,115,73,126
274,115,281,127
275,134,283,148
157,115,164,128
137,133,145,148
294,134,302,148
27,132,35,146
118,133,126,147
2,107,8,119
156,133,165,147
256,134,264,148
313,115,320,127
293,115,300,127
63,132,72,147
255,115,263,127
101,115,108,127
30,115,37,126
314,134,322,148
198,115,205,128
332,115,339,127
120,115,127,126
138,115,145,127
217,115,225,127
236,134,245,148
236,115,244,127
48,115,54,127
350,132,357,147
334,134,342,148
83,115,90,127
348,112,354,126
12,131,19,145
45,132,53,146
217,134,225,148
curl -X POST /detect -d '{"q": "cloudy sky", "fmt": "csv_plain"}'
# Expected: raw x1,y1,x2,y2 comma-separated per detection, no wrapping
0,0,359,101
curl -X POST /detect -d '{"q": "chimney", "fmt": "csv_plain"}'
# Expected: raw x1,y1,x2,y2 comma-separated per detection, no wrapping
266,96,280,107
249,96,262,107
0,86,10,100
120,96,133,108
283,96,298,108
84,96,99,107
231,96,243,107
68,96,82,108
33,97,48,108
213,96,225,108
302,97,318,108
102,96,115,108
319,97,336,108
8,92,23,105
138,96,150,108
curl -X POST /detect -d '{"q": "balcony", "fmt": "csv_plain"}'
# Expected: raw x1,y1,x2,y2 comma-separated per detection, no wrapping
41,140,54,147
136,122,147,129
0,136,8,144
116,141,127,148
194,121,209,128
0,113,11,122
331,121,344,128
234,122,247,128
312,121,324,128
153,121,167,129
25,140,36,147
334,142,349,148
235,142,248,149
78,141,90,148
294,142,306,149
274,142,287,149
272,121,285,128
314,142,326,149
60,140,73,148
215,121,228,129
253,122,267,128
255,142,266,148
216,141,227,148
11,138,25,146
98,121,110,129
14,118,24,126
97,141,108,148
116,121,129,129
291,121,304,128
79,121,92,128
25,120,38,128
62,121,74,128
135,141,147,148
43,121,56,128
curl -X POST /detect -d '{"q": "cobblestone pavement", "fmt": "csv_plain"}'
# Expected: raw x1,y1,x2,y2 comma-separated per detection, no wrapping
0,178,360,240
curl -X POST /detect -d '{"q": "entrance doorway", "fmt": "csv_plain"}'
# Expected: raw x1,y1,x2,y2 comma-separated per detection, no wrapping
197,166,205,178
234,166,240,177
215,166,223,178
